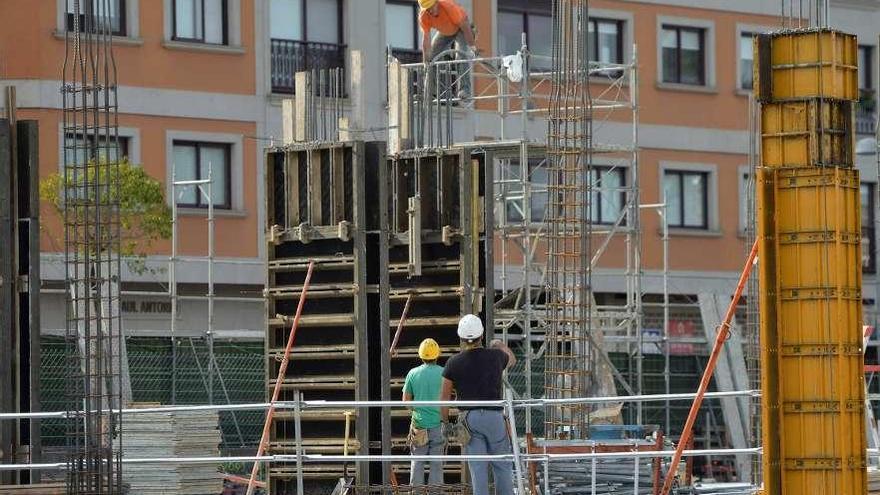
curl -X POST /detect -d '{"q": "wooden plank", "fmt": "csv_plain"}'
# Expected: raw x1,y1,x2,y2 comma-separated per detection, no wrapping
0,120,15,485
282,99,295,145
308,149,322,225
698,292,752,484
331,147,345,223
294,72,311,142
0,483,65,494
287,150,300,225
18,120,41,479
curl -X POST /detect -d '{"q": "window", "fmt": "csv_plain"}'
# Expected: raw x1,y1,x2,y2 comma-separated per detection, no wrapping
270,0,345,93
173,0,228,44
64,134,130,166
66,0,126,36
590,167,626,224
270,0,342,44
663,170,708,229
738,169,755,234
739,32,755,90
173,141,231,209
500,158,548,224
863,183,876,274
386,1,420,52
588,18,624,65
860,45,874,92
497,10,552,68
661,25,706,85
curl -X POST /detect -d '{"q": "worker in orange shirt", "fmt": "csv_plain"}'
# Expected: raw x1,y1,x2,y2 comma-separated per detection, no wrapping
419,0,477,98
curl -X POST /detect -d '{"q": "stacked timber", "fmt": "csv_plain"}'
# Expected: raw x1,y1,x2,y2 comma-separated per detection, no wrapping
121,409,223,494
869,467,880,493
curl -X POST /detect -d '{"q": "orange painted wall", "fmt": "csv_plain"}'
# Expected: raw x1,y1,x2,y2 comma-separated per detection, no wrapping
472,0,780,131
20,109,259,259
494,147,750,275
0,0,256,94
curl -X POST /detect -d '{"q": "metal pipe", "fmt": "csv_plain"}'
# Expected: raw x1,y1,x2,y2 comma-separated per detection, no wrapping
246,260,316,495
0,390,762,421
660,241,760,495
207,166,215,406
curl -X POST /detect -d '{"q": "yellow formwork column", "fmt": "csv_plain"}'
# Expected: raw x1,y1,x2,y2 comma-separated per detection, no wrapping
756,29,867,495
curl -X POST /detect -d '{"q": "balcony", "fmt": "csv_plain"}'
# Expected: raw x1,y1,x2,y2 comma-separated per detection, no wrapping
270,38,346,94
390,48,423,65
858,89,878,135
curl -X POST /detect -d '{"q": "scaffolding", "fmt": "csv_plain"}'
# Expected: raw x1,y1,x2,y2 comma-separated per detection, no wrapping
386,0,645,442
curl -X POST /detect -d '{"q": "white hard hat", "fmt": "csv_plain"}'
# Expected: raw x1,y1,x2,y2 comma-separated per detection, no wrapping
457,314,484,341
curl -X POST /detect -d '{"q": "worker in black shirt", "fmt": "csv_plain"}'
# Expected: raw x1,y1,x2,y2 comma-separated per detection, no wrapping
440,314,516,495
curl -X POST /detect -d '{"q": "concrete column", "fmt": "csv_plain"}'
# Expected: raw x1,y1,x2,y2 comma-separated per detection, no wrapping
346,0,386,133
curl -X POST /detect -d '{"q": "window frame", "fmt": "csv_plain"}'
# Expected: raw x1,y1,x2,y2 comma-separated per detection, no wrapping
499,156,549,225
496,7,553,67
386,0,420,52
590,166,627,225
64,133,131,163
588,17,625,65
738,31,756,90
172,0,230,45
270,0,345,44
661,24,706,86
860,45,874,91
172,140,233,210
663,169,709,230
66,0,127,37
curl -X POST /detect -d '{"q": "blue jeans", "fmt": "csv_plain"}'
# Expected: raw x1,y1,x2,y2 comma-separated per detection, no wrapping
463,409,514,495
411,426,445,486
429,30,472,96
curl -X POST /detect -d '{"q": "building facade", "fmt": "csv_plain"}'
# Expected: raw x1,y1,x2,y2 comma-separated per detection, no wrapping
0,0,878,371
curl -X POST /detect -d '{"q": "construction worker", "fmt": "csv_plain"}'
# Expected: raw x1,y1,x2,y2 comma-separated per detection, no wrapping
403,338,446,487
440,314,517,495
418,0,477,98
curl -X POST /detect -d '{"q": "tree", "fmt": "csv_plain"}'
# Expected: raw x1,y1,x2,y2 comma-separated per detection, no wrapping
39,159,172,273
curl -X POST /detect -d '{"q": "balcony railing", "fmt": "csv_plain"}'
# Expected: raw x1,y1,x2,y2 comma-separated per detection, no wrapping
858,88,877,135
271,38,346,94
391,48,423,65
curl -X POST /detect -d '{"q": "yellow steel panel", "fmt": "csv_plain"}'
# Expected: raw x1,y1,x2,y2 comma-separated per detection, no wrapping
758,166,867,495
755,29,858,101
761,100,854,168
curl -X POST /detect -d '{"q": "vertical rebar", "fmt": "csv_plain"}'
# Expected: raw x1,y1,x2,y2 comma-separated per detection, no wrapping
62,0,123,492
545,0,593,439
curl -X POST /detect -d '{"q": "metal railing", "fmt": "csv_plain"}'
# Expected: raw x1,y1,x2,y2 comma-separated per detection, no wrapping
858,89,878,135
391,48,422,65
270,38,346,94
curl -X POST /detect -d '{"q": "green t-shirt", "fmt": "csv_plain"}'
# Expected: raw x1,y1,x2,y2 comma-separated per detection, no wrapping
403,363,444,429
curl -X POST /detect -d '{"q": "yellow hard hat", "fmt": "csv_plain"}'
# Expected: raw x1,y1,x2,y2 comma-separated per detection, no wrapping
419,0,438,10
418,338,441,360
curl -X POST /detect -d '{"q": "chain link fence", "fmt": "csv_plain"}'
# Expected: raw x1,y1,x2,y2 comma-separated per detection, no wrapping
40,336,265,455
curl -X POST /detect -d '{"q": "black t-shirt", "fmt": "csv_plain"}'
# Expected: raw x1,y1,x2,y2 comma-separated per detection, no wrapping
442,348,509,410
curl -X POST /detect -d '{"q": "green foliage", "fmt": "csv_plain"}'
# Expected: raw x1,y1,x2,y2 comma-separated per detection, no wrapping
40,159,172,270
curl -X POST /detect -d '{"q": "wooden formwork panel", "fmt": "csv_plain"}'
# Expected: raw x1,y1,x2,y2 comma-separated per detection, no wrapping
387,153,462,234
374,148,490,485
757,166,867,495
761,99,854,168
264,142,382,492
266,145,354,230
755,29,858,102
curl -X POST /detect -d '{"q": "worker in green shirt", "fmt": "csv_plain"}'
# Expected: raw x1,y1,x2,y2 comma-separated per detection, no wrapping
403,338,446,486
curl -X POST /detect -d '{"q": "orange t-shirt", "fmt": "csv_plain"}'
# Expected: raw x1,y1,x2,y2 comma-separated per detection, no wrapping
419,0,467,37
